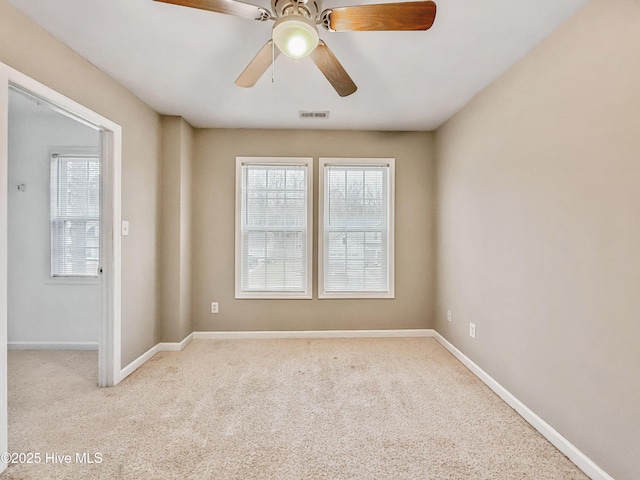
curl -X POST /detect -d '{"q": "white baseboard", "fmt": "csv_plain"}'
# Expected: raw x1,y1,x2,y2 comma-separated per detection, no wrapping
193,329,434,340
119,333,194,382
119,343,159,382
8,341,98,351
158,332,194,352
432,332,614,480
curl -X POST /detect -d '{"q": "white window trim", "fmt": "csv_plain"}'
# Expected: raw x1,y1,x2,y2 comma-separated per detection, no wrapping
48,146,100,284
318,157,395,299
235,156,313,299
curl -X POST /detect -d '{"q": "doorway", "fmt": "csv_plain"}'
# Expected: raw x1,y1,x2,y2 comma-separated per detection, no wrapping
0,62,123,472
8,87,101,356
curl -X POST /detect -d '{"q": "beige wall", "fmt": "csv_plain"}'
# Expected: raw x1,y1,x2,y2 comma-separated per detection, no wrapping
0,0,162,365
160,116,194,342
435,0,640,478
192,129,435,331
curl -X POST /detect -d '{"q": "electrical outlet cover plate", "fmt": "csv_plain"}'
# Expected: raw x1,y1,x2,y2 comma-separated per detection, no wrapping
469,322,476,339
447,310,452,322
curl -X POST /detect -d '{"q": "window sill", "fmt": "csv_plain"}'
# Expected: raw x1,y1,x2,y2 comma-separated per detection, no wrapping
235,292,312,300
319,292,395,299
46,276,99,286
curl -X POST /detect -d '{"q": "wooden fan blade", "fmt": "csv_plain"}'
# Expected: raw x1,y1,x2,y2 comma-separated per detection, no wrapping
310,41,357,97
235,40,280,88
323,1,436,31
154,0,270,21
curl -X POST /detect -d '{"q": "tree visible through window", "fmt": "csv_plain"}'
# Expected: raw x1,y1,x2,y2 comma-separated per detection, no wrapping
50,153,100,277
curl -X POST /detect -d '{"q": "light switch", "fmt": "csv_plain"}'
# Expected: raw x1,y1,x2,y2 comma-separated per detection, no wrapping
122,221,130,236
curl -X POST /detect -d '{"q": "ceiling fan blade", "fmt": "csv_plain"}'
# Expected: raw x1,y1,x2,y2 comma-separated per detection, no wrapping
154,0,270,21
235,40,280,88
322,1,436,32
310,41,357,97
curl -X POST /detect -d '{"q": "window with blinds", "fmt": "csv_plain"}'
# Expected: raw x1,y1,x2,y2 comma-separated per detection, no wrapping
319,158,395,298
50,153,100,277
235,157,313,299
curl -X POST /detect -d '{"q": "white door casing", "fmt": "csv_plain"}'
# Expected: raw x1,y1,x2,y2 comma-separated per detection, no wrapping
0,62,123,473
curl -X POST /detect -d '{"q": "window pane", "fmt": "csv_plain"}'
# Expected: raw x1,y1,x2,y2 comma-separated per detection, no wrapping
321,161,393,296
244,231,306,291
238,160,311,297
50,155,100,277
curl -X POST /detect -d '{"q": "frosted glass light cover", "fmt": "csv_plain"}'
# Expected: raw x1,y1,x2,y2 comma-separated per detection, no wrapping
273,16,319,59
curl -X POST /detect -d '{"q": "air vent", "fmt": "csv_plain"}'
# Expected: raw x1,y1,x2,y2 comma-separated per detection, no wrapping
299,110,330,119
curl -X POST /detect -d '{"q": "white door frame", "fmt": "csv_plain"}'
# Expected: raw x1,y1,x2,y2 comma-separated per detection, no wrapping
0,62,122,471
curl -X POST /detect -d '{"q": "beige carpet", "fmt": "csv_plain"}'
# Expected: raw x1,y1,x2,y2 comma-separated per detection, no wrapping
3,338,588,479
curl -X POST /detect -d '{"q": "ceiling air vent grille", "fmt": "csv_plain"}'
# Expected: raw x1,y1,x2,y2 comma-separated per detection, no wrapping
299,110,330,119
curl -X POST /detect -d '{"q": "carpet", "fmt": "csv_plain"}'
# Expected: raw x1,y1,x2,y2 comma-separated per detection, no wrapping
3,338,588,479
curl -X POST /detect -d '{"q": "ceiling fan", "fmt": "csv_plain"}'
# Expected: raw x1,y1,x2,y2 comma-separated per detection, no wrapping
154,0,437,97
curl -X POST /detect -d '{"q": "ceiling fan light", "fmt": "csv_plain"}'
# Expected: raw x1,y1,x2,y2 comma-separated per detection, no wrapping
272,16,319,59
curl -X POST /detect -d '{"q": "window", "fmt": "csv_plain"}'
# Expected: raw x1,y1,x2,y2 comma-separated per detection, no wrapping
235,157,313,299
50,152,100,277
319,158,395,298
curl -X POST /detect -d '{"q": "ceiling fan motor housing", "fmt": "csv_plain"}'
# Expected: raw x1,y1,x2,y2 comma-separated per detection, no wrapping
271,0,320,20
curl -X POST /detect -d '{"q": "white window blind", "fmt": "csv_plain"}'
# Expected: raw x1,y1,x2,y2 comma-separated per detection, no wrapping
50,153,100,277
319,158,395,298
236,158,312,298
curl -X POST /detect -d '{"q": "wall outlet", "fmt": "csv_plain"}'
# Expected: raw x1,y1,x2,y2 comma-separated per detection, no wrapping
211,302,219,314
447,310,452,322
469,322,476,339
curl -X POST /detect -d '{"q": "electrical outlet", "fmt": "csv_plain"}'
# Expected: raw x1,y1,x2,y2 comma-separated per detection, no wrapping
211,302,219,314
447,310,452,322
469,322,476,339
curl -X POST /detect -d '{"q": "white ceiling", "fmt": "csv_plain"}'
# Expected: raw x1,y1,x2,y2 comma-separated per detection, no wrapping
8,0,589,131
